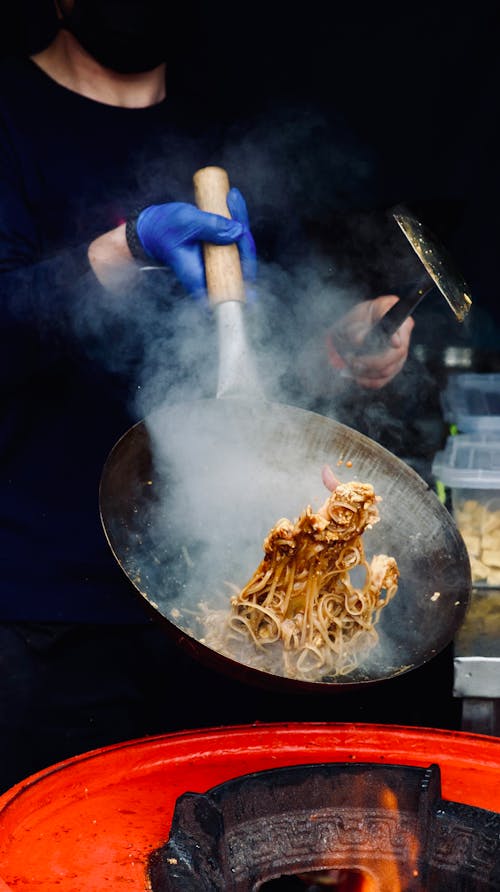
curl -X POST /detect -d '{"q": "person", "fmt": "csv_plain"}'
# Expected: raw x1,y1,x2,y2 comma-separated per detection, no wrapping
0,0,419,793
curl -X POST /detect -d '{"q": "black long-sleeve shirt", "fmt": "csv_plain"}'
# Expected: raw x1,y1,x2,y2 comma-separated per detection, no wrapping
0,55,216,621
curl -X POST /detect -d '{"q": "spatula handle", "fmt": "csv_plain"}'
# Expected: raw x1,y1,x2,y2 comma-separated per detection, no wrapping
193,166,246,306
359,276,434,354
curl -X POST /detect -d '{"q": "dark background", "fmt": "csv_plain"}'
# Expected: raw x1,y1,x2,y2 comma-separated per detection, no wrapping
2,2,499,391
3,1,497,323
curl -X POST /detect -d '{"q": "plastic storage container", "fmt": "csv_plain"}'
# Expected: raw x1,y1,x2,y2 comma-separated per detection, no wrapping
432,434,500,585
441,372,500,434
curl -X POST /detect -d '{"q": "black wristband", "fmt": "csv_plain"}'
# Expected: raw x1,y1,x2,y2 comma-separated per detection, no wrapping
125,208,151,263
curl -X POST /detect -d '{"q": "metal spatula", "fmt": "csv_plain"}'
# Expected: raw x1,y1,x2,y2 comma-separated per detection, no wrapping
360,204,473,353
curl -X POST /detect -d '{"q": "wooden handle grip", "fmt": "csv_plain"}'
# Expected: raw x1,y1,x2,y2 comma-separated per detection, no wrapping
193,166,245,305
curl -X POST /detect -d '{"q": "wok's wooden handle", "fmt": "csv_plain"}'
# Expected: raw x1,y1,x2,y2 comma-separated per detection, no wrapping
193,166,246,306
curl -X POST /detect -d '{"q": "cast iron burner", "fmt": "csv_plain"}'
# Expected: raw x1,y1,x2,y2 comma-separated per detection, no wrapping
149,762,500,891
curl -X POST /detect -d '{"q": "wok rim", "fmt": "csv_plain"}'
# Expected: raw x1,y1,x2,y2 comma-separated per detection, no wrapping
99,397,472,694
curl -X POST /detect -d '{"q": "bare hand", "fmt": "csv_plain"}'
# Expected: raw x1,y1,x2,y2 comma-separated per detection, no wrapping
327,295,414,389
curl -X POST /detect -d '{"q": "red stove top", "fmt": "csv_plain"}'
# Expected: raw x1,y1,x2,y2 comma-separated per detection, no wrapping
1,722,500,891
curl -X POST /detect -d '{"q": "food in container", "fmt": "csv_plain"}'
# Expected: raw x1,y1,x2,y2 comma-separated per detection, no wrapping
432,434,500,585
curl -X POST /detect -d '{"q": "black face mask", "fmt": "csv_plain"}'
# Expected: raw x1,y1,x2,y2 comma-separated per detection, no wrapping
61,0,168,74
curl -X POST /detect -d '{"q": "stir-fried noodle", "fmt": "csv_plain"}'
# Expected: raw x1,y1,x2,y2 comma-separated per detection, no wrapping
202,481,399,681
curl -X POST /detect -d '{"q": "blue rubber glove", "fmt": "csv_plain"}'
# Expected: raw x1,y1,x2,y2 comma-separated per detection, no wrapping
134,187,257,299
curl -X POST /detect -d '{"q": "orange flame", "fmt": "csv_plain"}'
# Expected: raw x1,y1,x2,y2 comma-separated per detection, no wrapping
295,780,422,891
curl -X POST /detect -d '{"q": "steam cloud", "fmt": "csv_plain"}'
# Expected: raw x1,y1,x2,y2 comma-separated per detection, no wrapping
86,102,467,684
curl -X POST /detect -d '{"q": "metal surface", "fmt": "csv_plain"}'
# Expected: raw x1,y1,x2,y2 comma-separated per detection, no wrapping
454,659,500,699
360,205,472,353
461,700,500,736
99,397,471,693
453,587,500,734
453,588,500,697
214,300,262,398
393,207,472,322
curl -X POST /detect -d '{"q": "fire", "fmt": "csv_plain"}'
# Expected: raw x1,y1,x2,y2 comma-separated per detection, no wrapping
292,780,421,891
377,786,419,891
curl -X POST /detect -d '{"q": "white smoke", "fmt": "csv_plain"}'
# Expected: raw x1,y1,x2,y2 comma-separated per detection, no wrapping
96,102,466,687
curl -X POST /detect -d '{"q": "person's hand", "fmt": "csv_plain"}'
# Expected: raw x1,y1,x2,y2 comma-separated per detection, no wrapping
326,295,414,389
131,187,257,298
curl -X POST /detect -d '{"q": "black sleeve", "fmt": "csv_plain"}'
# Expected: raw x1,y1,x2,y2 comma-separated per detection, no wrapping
0,116,126,386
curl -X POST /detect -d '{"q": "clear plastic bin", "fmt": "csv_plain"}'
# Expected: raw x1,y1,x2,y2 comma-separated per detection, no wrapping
432,434,500,586
441,373,500,434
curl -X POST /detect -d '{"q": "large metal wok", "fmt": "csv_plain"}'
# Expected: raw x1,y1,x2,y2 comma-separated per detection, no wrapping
99,168,471,694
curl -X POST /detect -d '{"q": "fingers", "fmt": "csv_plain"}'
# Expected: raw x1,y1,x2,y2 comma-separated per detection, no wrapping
369,293,401,322
167,242,207,297
188,207,245,244
390,314,415,348
193,204,257,294
236,228,257,284
226,187,257,282
349,354,407,389
345,342,410,388
341,322,413,388
340,295,400,349
226,187,250,227
330,297,414,389
190,189,253,248
182,197,257,282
